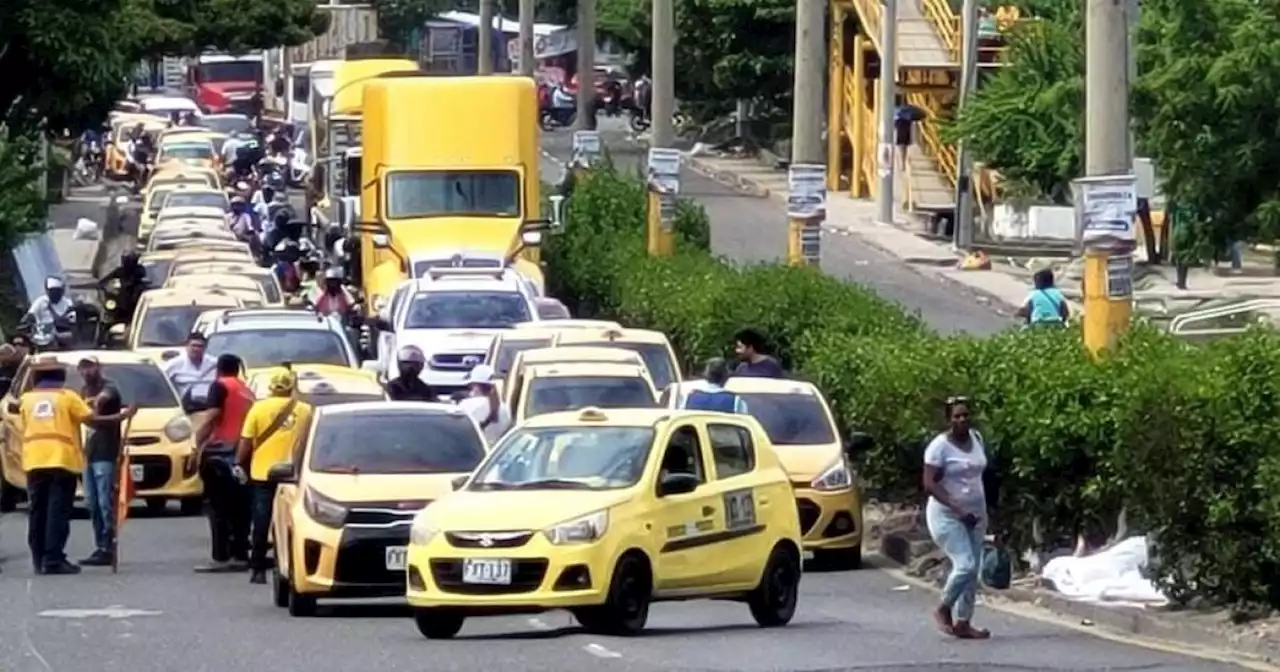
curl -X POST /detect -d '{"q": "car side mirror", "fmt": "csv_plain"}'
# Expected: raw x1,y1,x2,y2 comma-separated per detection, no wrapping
845,431,875,458
657,472,699,497
450,475,468,491
267,463,296,484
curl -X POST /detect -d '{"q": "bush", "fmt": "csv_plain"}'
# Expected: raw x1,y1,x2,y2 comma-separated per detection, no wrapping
544,164,1280,614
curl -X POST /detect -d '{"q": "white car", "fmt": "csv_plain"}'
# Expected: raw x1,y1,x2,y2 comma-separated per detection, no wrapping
373,268,539,397
406,250,542,297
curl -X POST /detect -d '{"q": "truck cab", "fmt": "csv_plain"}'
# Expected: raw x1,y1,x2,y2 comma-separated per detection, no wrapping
187,53,264,114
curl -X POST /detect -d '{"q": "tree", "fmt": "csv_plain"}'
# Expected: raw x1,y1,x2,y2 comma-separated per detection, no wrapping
372,0,460,52
0,134,49,246
942,1,1083,203
156,0,332,56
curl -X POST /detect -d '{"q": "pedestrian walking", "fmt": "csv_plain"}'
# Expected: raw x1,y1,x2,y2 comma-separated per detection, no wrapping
922,397,991,639
191,354,254,573
237,367,313,585
730,329,785,378
21,356,135,575
77,355,125,567
682,358,749,413
893,99,926,171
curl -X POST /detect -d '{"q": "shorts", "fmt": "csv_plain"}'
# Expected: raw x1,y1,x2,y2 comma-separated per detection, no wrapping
894,124,913,147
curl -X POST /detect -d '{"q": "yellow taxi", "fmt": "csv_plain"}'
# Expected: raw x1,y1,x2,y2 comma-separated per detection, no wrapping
502,346,648,409
156,137,218,170
267,402,491,616
128,288,245,360
140,183,225,241
248,365,386,406
159,129,228,160
169,261,284,305
512,319,623,331
146,165,221,191
164,274,267,307
485,328,564,379
145,228,240,254
106,115,166,179
157,186,229,213
139,249,253,287
148,238,252,255
512,362,658,423
0,351,202,514
405,407,804,638
662,378,868,568
153,207,227,228
555,328,682,390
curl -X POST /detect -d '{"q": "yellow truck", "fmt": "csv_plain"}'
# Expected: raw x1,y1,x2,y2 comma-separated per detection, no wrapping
353,76,554,317
306,57,420,233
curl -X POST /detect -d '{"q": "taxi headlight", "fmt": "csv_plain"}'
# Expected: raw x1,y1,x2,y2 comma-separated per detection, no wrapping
543,510,608,545
162,415,193,443
811,459,853,492
303,486,348,528
410,520,438,546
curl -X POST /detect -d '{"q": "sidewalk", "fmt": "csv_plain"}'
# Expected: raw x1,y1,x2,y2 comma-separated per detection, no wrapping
49,183,130,288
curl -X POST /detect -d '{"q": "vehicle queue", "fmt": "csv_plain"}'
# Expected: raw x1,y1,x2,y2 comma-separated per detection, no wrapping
1,87,870,641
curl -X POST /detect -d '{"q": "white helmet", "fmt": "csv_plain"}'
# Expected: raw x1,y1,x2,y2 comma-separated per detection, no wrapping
396,345,425,364
323,266,344,280
45,277,65,290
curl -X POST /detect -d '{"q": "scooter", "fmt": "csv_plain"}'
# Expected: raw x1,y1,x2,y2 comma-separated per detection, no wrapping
540,105,577,131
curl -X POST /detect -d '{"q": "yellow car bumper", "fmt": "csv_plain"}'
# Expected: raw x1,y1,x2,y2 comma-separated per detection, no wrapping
794,486,863,552
287,519,410,599
127,441,202,500
406,534,613,611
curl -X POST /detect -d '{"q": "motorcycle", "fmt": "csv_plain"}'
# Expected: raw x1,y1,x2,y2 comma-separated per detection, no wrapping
73,141,104,186
540,105,577,131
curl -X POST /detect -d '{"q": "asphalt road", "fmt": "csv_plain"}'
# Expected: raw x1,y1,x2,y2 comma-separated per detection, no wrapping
538,120,1015,336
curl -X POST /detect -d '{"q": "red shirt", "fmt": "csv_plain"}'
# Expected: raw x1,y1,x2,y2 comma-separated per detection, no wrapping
211,376,255,444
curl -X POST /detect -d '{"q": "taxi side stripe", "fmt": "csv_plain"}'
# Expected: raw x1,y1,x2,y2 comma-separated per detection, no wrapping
660,524,766,553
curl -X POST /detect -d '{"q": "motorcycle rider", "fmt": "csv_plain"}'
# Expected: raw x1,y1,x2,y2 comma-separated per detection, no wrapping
386,346,435,402
296,253,321,300
272,240,302,294
546,77,577,127
21,277,76,348
98,250,149,326
309,267,354,318
125,123,155,186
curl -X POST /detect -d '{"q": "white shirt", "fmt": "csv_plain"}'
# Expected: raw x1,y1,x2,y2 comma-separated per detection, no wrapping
162,353,217,397
923,430,988,516
26,295,76,328
459,396,513,445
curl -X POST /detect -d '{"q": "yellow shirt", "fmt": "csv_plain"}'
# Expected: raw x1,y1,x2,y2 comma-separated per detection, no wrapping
241,396,313,481
21,388,93,473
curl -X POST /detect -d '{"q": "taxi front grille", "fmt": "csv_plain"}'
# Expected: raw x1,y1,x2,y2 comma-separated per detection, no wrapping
445,531,534,549
333,530,412,586
131,455,172,491
796,498,822,535
429,559,548,594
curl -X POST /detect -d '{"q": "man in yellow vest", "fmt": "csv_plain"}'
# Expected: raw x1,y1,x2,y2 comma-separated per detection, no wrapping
236,366,312,585
21,356,135,575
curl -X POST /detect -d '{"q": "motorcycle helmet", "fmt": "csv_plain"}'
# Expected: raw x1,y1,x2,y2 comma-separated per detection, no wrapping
44,276,65,291
323,266,344,281
396,345,426,365
120,250,140,267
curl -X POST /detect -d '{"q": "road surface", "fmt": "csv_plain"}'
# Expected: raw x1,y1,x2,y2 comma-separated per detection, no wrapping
538,121,1014,336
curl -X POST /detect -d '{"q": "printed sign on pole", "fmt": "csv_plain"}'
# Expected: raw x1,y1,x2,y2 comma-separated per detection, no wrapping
572,131,601,162
786,164,827,220
1073,175,1138,248
647,148,682,195
877,143,894,177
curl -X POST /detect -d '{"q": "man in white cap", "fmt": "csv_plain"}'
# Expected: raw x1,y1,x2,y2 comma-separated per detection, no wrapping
22,276,76,347
458,364,512,444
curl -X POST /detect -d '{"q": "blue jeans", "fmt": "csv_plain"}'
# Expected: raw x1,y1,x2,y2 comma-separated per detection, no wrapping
83,460,117,553
926,498,987,622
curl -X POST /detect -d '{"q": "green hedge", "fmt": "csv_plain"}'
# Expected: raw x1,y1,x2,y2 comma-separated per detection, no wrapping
545,165,1280,613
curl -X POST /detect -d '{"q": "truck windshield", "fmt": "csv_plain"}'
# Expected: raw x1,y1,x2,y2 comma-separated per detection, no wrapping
195,61,263,83
385,170,521,219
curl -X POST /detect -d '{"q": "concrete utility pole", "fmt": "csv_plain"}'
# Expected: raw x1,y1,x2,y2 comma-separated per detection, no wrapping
790,0,825,164
952,0,979,248
1085,0,1129,175
575,0,597,130
518,0,536,76
650,0,676,148
876,0,898,224
478,0,494,74
1126,0,1139,165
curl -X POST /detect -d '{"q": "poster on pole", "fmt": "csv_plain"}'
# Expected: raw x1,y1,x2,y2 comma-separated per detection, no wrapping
1106,254,1134,299
647,148,682,195
786,164,827,219
1073,175,1138,247
877,143,894,177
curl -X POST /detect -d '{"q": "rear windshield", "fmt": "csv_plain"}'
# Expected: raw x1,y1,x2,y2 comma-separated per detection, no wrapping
138,305,209,346
310,411,485,474
737,393,836,445
206,330,350,369
571,342,677,390
525,376,657,418
163,192,226,211
493,338,552,376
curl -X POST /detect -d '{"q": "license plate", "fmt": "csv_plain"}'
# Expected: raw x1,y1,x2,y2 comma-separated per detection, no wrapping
130,464,145,482
462,558,512,585
802,550,815,561
384,546,407,571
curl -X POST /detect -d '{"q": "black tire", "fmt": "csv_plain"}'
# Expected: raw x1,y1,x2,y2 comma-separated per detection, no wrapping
748,545,801,628
539,112,555,132
816,546,862,571
272,565,289,608
413,608,465,639
577,553,651,636
180,497,203,516
287,581,316,617
145,498,166,515
0,478,22,513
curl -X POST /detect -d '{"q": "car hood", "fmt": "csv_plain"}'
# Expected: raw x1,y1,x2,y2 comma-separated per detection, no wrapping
129,407,184,433
394,330,500,356
307,471,460,504
775,442,843,481
422,490,632,531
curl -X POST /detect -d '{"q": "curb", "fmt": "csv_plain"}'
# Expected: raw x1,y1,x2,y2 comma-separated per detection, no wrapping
684,155,773,198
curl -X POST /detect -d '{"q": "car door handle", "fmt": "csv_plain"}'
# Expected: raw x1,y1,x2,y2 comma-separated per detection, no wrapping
701,506,715,517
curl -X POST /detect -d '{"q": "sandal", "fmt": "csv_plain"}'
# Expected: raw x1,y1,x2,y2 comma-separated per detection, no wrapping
933,605,955,635
952,621,991,639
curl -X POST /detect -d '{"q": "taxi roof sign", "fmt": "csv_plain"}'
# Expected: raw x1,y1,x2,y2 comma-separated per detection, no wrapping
578,408,608,422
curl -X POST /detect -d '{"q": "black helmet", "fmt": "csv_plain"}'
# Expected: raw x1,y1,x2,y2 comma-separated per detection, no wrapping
121,250,139,265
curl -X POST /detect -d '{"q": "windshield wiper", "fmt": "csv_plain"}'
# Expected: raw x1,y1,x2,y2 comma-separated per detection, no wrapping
319,465,361,475
508,478,592,490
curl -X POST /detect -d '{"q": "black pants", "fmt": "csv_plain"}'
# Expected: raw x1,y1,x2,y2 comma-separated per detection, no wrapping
27,468,77,570
199,448,250,563
249,481,278,571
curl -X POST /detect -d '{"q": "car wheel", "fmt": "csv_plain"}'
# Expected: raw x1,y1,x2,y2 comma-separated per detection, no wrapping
816,546,862,571
145,498,166,515
0,478,22,513
747,544,801,628
413,608,465,639
272,565,289,608
179,498,203,516
578,553,650,636
287,580,316,617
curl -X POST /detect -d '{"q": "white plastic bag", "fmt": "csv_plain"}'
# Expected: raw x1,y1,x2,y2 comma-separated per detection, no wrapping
73,218,101,241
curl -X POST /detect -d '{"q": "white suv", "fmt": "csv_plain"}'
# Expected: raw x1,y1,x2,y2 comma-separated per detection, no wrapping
373,268,539,396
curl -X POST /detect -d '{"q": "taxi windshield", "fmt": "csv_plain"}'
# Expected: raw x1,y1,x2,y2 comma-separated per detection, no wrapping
737,393,836,445
310,411,485,474
147,188,176,215
187,270,280,303
138,305,207,346
61,363,179,408
493,338,552,376
403,291,530,329
164,192,226,210
206,330,350,369
472,426,655,491
525,376,657,418
574,342,677,390
163,144,212,159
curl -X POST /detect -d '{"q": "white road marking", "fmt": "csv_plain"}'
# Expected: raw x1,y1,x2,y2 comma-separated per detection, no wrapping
583,642,623,658
23,580,53,671
39,607,163,619
526,617,552,630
